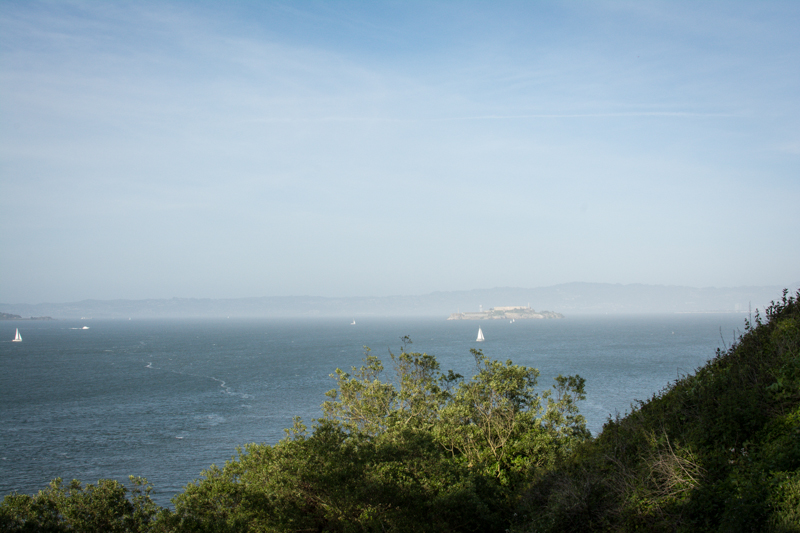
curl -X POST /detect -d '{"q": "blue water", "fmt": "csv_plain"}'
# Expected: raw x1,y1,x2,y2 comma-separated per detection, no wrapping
0,314,746,506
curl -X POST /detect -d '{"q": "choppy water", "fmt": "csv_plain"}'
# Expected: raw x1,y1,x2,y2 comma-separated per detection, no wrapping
0,314,746,506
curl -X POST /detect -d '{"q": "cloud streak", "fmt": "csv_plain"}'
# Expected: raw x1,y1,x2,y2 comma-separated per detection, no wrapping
239,112,743,124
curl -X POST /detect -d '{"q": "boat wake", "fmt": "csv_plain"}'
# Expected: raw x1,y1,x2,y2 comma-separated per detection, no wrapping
211,377,254,400
141,361,253,399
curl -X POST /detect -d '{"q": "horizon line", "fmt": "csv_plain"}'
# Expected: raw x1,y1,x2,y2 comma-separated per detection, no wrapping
2,282,796,306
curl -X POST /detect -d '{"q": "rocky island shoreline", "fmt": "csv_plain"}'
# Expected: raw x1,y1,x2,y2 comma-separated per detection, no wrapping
447,305,563,320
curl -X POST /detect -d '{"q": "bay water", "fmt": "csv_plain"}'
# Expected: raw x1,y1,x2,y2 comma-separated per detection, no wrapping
1,314,746,506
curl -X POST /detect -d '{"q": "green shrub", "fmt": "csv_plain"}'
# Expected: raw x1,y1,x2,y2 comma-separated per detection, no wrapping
518,289,800,532
0,477,161,533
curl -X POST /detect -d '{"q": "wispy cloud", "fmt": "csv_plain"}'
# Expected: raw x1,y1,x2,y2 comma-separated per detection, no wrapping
237,111,742,124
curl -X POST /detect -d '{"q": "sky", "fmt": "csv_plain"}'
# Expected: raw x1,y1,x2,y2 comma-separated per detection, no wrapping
1,1,798,304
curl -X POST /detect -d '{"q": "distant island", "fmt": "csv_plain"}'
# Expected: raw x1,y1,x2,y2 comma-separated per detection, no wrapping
0,312,54,320
447,305,563,320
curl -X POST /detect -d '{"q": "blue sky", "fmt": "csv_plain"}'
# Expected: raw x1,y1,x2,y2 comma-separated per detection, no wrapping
1,1,798,303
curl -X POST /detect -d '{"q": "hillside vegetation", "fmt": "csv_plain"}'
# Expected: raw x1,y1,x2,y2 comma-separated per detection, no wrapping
2,291,798,532
518,289,800,532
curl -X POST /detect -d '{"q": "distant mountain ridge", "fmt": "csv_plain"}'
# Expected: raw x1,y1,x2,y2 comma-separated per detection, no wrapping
3,282,797,319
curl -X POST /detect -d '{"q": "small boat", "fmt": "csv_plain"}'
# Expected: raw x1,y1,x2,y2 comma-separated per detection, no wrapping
12,328,22,342
351,319,356,325
476,327,485,342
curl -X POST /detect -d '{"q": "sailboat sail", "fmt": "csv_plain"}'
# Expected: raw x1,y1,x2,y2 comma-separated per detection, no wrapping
12,328,22,342
476,327,484,342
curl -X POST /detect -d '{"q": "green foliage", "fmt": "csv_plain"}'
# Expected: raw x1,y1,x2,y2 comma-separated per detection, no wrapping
436,349,587,483
323,339,588,481
165,421,507,532
320,346,398,436
0,476,162,533
321,338,455,436
163,339,589,531
518,289,800,532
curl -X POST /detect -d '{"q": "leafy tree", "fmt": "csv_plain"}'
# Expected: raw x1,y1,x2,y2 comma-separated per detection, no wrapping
165,419,507,532
321,337,458,435
320,346,397,436
323,340,588,483
542,374,590,441
436,349,587,483
0,477,161,533
166,341,588,531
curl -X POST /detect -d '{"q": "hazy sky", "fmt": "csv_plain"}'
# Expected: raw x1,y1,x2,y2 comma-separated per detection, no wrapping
1,1,798,303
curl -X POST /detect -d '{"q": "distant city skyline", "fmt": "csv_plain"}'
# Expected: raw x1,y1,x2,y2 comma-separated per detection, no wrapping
1,1,798,304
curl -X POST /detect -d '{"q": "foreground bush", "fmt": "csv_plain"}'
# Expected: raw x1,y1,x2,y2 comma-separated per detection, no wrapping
0,477,161,533
162,343,588,531
162,422,506,532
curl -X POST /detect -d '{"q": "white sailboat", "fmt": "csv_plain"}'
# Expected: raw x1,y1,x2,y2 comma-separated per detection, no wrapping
351,319,356,325
12,328,22,342
476,327,485,342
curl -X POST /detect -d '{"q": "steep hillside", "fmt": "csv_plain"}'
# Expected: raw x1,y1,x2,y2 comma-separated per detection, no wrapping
519,290,800,532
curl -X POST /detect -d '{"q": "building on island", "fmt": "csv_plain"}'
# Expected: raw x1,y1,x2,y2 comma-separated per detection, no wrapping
446,306,563,320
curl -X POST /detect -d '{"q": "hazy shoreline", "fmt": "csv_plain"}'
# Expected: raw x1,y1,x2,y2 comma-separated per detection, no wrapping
3,282,795,320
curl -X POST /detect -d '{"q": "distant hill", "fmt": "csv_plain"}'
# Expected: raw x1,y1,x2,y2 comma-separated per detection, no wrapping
2,282,797,319
0,312,54,320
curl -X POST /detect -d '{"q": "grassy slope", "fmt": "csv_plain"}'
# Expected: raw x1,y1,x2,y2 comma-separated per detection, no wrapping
518,290,800,532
